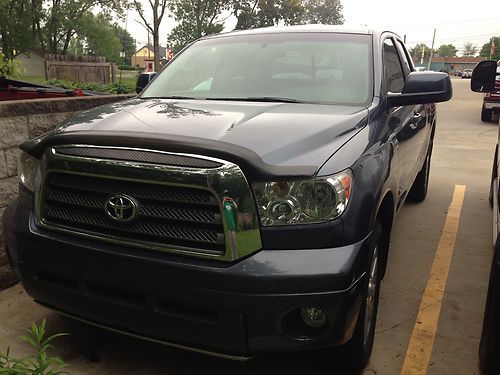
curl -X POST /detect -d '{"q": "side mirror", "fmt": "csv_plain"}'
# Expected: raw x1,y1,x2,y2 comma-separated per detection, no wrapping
135,72,157,94
387,72,452,107
471,60,499,93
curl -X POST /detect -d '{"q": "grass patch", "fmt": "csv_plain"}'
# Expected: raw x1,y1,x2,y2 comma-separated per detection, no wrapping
0,318,68,374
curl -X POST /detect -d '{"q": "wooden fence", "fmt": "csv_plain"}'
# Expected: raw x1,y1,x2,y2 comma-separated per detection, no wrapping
44,54,116,84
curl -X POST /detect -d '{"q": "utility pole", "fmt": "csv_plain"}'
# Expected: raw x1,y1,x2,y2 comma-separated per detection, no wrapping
135,19,151,60
428,28,436,71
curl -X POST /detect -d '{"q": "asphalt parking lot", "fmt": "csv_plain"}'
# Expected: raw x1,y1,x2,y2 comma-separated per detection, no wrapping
0,77,496,375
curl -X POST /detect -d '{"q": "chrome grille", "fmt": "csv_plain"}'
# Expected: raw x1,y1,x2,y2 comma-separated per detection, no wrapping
41,172,225,255
48,173,214,205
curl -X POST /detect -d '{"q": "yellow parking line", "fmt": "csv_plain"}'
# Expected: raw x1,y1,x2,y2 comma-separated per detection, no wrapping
400,185,466,375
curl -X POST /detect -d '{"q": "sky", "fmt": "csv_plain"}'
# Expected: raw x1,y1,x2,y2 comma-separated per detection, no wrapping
126,0,500,55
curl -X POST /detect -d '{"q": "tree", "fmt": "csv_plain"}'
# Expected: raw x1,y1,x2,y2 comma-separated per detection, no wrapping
462,42,478,57
232,0,303,30
66,14,136,64
114,25,136,65
132,0,169,71
480,37,500,60
436,44,457,58
409,44,434,63
299,0,343,25
168,0,229,52
83,14,122,62
42,0,127,55
0,0,35,60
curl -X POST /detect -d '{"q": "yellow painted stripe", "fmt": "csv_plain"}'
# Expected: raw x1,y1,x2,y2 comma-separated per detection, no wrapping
400,185,466,375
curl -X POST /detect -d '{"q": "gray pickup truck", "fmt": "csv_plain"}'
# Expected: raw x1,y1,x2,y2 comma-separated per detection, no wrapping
4,25,452,371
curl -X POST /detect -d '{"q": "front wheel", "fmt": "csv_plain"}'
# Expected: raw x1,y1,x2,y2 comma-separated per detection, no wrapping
482,105,493,122
336,223,382,372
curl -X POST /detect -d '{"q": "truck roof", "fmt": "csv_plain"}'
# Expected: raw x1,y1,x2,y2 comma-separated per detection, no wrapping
201,24,395,41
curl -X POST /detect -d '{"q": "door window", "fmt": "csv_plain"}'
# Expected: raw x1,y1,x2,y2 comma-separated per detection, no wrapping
396,40,413,75
383,39,405,93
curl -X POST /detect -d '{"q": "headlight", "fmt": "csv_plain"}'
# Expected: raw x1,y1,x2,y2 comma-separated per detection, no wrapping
19,153,40,192
253,169,352,226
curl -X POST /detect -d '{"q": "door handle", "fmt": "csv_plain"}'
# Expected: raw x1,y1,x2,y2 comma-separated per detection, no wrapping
408,112,422,129
412,112,422,121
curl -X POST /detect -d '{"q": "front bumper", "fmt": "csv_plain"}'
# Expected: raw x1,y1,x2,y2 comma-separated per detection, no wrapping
484,101,500,110
4,199,372,357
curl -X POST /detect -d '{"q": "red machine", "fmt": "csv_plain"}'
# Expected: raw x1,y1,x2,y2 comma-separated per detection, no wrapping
0,77,89,101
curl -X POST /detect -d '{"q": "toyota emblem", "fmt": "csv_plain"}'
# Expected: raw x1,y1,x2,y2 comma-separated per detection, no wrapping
104,194,139,223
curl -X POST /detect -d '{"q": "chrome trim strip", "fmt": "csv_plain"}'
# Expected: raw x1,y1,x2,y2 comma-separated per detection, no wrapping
41,304,253,362
35,145,262,262
55,144,230,168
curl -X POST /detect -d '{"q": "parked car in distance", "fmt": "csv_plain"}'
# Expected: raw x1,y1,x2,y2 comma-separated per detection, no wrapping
462,68,473,78
4,25,452,372
415,66,426,72
479,61,500,122
135,71,157,94
471,59,500,375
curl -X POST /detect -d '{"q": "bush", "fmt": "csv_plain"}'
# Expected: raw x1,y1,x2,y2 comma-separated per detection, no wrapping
118,65,143,71
46,79,135,94
0,319,68,374
0,53,21,79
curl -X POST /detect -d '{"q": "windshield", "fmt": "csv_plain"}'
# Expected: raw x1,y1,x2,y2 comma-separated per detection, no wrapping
142,32,373,105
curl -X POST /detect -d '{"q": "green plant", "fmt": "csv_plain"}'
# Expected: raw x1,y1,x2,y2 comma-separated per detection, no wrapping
0,53,22,79
46,79,135,94
0,319,68,374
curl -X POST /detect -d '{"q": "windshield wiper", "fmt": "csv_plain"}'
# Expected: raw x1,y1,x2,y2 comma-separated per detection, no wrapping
207,97,303,103
140,96,198,100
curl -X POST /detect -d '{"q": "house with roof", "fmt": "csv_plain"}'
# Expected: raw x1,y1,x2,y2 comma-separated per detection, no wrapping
131,44,168,71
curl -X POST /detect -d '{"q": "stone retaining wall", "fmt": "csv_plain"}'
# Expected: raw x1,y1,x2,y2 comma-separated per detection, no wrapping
0,94,134,289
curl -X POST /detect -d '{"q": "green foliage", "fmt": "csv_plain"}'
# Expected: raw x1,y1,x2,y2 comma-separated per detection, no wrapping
481,37,500,60
118,65,143,71
232,0,343,30
299,0,343,24
81,13,122,63
67,14,136,64
0,53,22,78
462,42,478,57
0,319,68,375
115,25,136,65
42,0,127,55
168,0,229,52
436,44,457,58
0,0,35,60
233,0,299,29
409,44,434,61
46,79,135,94
0,0,127,57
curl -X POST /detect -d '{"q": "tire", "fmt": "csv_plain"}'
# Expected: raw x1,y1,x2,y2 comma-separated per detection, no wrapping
407,143,432,202
482,106,493,122
337,222,383,372
479,238,500,375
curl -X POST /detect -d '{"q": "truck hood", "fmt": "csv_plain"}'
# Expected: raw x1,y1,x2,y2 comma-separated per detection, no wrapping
25,98,369,179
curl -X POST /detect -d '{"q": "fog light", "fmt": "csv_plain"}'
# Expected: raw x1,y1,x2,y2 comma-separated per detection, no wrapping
300,307,327,328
